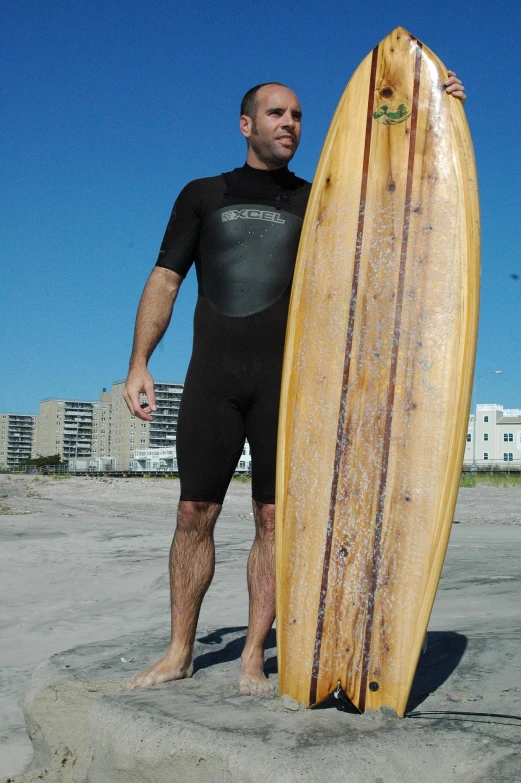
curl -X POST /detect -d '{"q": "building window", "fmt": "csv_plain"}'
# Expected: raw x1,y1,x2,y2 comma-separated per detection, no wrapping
504,433,513,442
503,453,514,462
483,433,488,441
483,453,489,460
466,433,471,442
484,416,488,422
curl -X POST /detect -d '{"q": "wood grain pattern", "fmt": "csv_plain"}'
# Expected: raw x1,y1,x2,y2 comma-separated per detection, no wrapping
275,27,480,716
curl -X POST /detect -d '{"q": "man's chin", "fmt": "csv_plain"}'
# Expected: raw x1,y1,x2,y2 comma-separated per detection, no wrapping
270,148,296,165
251,144,296,168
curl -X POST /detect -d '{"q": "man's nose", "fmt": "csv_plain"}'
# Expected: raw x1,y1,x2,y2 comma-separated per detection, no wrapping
282,110,296,127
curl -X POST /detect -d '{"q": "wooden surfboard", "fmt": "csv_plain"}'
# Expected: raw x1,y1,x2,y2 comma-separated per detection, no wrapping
275,27,479,716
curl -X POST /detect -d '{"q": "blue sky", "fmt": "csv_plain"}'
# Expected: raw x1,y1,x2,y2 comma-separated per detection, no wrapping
2,0,519,413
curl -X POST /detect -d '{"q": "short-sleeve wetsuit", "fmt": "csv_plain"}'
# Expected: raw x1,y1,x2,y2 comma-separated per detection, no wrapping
156,163,311,504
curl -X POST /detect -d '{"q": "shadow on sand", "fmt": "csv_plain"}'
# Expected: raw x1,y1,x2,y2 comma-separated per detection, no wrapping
193,627,277,673
192,628,467,716
314,630,468,713
406,630,467,712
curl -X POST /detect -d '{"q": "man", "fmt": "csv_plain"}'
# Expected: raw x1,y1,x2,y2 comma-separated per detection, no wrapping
124,75,466,695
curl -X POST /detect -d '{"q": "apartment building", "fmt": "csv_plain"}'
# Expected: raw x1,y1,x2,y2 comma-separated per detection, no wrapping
0,413,37,468
33,399,95,461
91,388,112,458
150,382,183,449
110,380,183,470
464,404,521,468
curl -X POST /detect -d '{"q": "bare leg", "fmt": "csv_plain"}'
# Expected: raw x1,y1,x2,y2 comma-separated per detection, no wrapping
239,500,276,695
128,500,221,688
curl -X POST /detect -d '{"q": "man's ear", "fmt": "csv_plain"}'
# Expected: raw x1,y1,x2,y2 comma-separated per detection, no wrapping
240,114,253,140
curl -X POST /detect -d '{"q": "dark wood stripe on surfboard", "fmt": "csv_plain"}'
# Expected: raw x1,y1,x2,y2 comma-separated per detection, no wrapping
309,44,380,706
358,39,423,713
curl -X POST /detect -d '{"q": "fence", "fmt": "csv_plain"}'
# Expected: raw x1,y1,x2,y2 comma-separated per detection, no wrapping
2,462,519,477
1,464,253,478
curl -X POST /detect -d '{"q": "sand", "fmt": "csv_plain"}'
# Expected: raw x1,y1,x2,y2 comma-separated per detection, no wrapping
0,475,520,782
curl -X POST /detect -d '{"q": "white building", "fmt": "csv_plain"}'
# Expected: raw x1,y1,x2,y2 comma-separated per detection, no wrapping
464,404,521,469
237,441,252,473
68,456,116,472
132,447,177,472
131,441,252,474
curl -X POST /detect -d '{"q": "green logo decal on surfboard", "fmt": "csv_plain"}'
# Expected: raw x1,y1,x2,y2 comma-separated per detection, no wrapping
373,101,411,125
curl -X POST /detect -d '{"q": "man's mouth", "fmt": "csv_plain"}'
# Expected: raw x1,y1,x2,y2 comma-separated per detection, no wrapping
277,135,295,145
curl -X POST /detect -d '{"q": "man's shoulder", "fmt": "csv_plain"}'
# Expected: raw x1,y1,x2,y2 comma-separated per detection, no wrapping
289,173,311,189
178,173,226,196
173,175,227,215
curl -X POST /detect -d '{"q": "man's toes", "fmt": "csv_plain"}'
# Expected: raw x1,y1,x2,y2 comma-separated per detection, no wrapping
126,670,158,689
258,679,275,695
126,674,146,690
238,675,274,695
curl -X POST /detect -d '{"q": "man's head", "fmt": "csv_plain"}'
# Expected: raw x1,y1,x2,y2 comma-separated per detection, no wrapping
240,82,302,170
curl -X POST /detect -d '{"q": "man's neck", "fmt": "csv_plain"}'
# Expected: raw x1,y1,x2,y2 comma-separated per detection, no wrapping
245,151,289,171
243,161,289,174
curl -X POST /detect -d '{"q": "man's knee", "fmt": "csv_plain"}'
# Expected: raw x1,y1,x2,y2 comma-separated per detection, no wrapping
176,501,221,536
252,501,275,535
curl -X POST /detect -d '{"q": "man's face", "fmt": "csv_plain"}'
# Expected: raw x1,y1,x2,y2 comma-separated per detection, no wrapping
241,85,302,169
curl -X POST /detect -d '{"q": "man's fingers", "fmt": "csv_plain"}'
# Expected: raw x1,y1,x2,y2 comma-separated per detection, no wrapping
444,72,466,104
123,371,156,421
125,387,150,420
144,380,157,412
133,397,154,422
446,86,467,104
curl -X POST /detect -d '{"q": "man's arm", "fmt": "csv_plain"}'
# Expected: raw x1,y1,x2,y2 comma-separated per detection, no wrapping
123,266,183,422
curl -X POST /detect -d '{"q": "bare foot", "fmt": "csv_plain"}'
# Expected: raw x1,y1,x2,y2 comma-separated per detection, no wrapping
238,650,275,695
238,669,275,695
126,653,194,689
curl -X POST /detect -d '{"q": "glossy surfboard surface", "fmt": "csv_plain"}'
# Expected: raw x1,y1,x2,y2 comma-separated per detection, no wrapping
275,27,479,716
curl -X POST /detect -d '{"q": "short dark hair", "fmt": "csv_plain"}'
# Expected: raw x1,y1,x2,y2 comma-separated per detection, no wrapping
240,82,286,118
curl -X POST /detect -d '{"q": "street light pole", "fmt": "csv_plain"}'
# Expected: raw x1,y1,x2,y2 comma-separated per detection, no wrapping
472,370,502,471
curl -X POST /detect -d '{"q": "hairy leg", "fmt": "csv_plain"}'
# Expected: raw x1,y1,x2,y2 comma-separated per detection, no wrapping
128,500,221,688
239,500,276,695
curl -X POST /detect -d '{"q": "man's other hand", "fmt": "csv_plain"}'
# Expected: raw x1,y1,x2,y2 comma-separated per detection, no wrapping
445,70,466,104
124,368,157,422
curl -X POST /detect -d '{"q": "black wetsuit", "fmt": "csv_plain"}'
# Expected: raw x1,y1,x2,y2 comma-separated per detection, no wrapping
156,164,311,503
